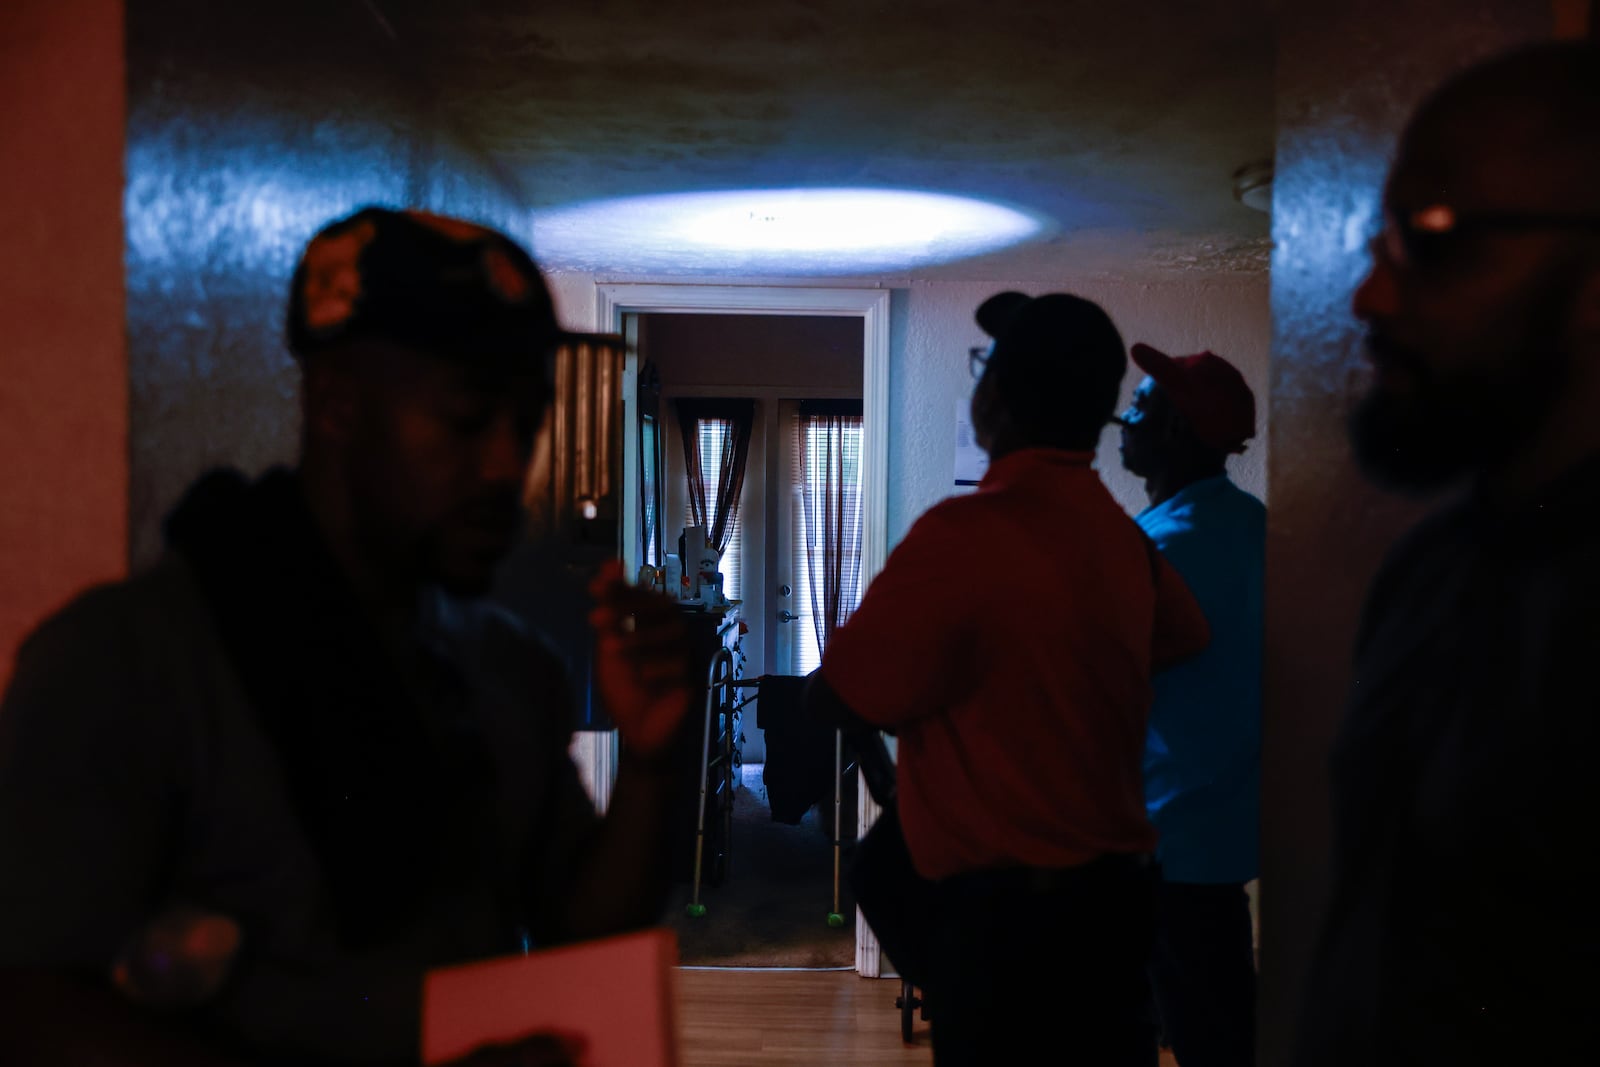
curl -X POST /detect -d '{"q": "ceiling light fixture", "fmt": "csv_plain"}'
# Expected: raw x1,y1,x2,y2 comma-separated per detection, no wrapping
1231,160,1274,214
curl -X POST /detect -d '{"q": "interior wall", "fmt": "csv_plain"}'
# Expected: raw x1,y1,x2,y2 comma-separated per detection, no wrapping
642,313,863,391
888,276,1271,539
124,0,532,567
0,0,128,686
1260,3,1553,1064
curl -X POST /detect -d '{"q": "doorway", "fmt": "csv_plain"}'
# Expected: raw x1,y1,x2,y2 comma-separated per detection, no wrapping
643,312,860,968
600,284,889,582
643,316,862,761
599,284,891,974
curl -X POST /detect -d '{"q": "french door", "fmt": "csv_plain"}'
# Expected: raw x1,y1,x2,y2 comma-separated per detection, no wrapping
765,400,865,678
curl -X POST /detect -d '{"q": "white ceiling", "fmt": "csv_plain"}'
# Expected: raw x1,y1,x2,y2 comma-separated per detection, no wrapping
390,0,1275,281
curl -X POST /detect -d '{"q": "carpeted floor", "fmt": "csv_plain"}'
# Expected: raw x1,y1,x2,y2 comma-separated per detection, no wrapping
666,764,858,968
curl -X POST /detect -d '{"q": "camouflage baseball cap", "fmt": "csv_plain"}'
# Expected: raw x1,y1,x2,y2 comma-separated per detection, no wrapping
286,206,616,369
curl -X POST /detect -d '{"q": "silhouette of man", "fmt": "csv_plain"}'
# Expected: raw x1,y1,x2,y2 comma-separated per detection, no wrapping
1297,42,1600,1066
1119,345,1263,1067
0,207,691,1065
811,291,1210,1066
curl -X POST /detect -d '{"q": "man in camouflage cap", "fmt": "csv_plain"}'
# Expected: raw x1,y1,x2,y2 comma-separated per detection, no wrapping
0,207,690,1065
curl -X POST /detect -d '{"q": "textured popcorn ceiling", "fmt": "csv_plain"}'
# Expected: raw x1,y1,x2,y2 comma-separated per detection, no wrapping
385,0,1275,281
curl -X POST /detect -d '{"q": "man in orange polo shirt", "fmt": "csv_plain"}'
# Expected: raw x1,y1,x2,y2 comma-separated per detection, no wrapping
810,291,1210,1066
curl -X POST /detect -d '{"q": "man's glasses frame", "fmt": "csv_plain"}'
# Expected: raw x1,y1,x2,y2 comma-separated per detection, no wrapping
968,343,1132,428
1374,203,1600,271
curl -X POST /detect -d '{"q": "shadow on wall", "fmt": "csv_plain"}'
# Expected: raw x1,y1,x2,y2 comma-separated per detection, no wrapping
125,0,527,568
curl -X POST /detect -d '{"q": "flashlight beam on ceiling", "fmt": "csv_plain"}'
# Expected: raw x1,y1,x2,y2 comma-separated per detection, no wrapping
531,188,1046,275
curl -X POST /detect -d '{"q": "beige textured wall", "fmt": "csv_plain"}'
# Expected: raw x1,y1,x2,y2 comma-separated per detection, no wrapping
886,276,1270,537
0,0,127,685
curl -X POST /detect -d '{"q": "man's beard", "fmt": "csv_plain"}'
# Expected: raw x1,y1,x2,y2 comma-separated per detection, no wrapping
427,492,526,598
1347,334,1564,495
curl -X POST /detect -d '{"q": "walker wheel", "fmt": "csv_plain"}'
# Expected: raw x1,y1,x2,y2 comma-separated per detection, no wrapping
899,979,919,1044
685,902,707,918
826,912,845,928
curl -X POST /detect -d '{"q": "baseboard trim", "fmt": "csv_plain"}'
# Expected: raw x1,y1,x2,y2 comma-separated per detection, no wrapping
855,772,882,977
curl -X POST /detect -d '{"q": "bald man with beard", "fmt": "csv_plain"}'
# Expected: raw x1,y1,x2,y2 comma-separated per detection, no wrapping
1296,42,1600,1067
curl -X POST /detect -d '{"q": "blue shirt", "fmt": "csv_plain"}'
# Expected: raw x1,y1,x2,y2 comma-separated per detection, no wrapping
1137,475,1264,884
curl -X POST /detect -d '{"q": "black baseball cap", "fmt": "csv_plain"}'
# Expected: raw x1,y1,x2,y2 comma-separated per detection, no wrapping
286,206,620,370
974,290,1128,440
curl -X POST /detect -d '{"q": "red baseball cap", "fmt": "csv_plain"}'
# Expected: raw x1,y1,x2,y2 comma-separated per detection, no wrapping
1130,343,1256,454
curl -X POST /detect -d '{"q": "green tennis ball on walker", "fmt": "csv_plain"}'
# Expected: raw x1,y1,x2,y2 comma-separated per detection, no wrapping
686,903,708,919
826,912,845,928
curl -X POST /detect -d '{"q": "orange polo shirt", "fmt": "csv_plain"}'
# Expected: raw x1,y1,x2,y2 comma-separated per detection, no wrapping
820,448,1209,881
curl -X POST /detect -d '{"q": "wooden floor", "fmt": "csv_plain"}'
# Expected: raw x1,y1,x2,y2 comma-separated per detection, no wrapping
676,968,1180,1066
677,968,932,1066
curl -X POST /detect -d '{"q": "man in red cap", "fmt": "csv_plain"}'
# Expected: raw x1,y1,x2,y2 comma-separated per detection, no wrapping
1119,344,1264,1067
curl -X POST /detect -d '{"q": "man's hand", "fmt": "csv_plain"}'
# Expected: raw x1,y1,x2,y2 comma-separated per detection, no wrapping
588,562,691,757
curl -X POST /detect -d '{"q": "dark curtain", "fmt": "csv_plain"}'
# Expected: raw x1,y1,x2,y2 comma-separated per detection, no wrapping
798,400,864,655
674,398,756,555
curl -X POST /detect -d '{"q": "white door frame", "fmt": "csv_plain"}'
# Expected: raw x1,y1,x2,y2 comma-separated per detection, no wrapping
596,282,891,976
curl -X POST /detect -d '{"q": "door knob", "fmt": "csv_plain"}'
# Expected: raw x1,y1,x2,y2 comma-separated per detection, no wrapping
777,610,801,623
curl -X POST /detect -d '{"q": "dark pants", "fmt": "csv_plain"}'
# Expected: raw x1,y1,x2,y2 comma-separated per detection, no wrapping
1148,879,1257,1067
852,813,1158,1065
927,856,1159,1067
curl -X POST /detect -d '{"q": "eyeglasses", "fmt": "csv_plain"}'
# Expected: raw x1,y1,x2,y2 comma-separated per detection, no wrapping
973,349,1136,428
1372,204,1600,271
1112,398,1149,430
